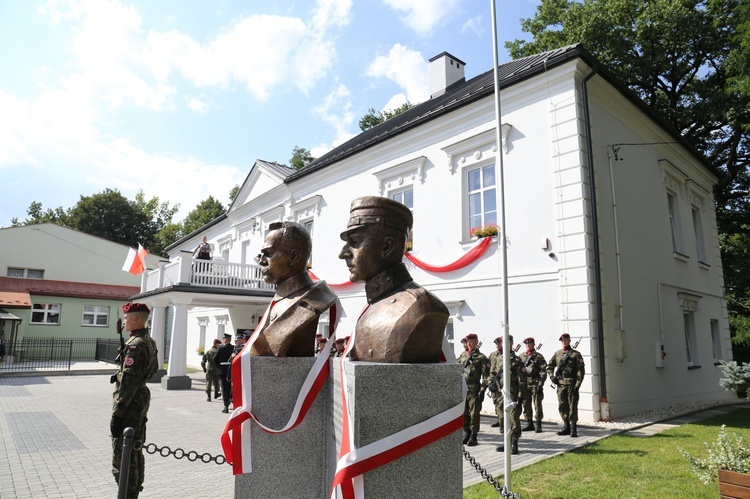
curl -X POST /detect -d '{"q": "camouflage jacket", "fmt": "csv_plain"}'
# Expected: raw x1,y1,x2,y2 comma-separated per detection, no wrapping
546,348,585,388
457,348,490,386
201,346,218,373
112,329,159,418
518,349,548,385
487,350,526,398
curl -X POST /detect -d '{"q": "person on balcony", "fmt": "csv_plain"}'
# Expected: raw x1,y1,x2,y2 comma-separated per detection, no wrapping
194,236,212,260
250,221,338,357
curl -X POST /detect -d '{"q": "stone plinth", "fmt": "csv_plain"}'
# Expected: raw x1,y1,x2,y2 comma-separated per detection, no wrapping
160,375,191,390
330,361,463,499
234,357,331,499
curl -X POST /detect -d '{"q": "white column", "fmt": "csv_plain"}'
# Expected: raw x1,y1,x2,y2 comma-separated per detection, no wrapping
161,297,193,390
149,301,168,367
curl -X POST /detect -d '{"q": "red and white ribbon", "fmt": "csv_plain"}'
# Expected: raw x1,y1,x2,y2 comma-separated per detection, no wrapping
330,318,464,499
221,300,338,475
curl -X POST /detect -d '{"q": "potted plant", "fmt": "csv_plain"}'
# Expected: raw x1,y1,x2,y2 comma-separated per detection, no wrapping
469,224,499,239
679,425,750,496
196,347,205,356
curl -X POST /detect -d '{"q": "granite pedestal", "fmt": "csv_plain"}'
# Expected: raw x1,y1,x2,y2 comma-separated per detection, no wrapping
234,357,331,499
330,361,463,499
160,375,191,390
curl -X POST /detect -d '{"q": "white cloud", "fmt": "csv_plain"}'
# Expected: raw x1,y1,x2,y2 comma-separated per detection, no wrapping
382,0,464,35
461,15,484,37
311,0,354,32
366,44,430,104
311,83,356,156
185,95,210,113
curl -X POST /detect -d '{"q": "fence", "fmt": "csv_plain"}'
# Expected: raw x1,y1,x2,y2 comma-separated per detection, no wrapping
0,337,117,372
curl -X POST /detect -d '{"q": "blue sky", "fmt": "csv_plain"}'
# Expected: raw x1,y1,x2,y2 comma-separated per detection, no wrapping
0,0,540,227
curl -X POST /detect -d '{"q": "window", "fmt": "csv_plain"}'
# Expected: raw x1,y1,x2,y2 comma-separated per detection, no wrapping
7,267,44,279
444,320,454,348
467,164,497,235
303,220,314,267
710,319,722,362
31,303,61,325
692,206,707,263
667,192,684,254
391,189,413,250
82,305,109,326
683,312,698,367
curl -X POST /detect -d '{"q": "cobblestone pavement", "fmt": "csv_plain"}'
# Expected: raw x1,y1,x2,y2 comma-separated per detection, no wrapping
1,363,747,498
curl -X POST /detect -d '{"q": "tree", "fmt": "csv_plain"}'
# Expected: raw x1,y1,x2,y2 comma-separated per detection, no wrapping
358,102,417,131
505,0,750,358
228,185,240,203
11,201,70,226
290,146,315,170
67,189,153,248
181,196,226,236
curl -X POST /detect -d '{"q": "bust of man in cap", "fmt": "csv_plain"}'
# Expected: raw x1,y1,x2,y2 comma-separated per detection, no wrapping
339,196,449,363
250,221,337,357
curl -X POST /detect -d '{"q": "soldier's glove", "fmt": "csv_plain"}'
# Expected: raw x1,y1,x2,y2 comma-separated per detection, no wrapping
573,385,580,393
203,367,207,373
478,388,486,404
109,372,118,384
110,415,123,438
550,376,559,386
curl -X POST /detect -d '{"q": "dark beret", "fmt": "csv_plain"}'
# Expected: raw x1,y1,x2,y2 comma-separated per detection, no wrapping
122,302,149,314
460,337,468,344
465,333,478,341
493,337,502,344
559,333,571,341
523,337,535,344
340,196,413,240
213,339,222,345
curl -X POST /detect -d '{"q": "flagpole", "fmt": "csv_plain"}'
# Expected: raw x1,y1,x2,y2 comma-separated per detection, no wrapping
489,0,513,493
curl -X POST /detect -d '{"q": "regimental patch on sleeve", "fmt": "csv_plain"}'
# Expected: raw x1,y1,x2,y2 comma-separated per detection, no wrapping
129,345,137,350
125,357,135,367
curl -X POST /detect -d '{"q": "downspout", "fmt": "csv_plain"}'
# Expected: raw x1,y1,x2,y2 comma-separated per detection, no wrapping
581,68,610,420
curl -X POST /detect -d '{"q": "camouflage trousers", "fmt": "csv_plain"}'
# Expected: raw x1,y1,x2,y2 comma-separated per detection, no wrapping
492,392,522,439
556,383,580,423
112,409,149,498
521,383,544,422
463,384,483,433
205,371,221,395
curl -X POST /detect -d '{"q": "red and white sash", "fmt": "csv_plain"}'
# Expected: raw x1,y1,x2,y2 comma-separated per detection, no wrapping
221,299,338,475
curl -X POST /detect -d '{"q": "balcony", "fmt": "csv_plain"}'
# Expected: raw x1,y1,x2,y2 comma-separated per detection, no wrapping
140,250,274,294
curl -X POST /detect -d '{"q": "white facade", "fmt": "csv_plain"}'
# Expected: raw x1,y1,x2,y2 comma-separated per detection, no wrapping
142,47,733,421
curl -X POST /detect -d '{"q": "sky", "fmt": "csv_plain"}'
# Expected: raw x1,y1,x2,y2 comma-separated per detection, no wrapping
0,0,541,228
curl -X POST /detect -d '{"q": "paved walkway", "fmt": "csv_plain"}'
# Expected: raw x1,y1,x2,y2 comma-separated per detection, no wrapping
0,363,747,498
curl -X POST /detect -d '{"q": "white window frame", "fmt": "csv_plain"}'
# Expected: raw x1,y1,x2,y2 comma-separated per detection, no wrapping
31,303,62,325
82,305,110,327
667,191,684,255
302,218,314,268
710,319,722,362
390,188,413,250
678,292,701,368
465,162,497,238
691,205,707,264
7,267,44,279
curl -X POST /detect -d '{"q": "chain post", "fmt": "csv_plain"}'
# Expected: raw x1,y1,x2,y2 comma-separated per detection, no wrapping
118,427,135,499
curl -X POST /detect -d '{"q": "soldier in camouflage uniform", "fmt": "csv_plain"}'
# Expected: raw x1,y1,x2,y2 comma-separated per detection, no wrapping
201,338,222,402
487,336,525,454
457,333,490,447
546,333,585,437
110,302,159,498
487,335,513,429
518,337,547,433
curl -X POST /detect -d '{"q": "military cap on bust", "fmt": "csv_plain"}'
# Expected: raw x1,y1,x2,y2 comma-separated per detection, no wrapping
523,337,535,344
559,333,571,341
340,196,413,240
465,333,478,341
122,302,150,314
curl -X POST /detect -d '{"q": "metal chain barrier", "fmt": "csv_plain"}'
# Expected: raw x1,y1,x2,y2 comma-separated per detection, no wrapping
134,440,227,465
463,446,521,498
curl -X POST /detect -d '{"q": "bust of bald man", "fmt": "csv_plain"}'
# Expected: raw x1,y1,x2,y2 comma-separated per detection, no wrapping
250,221,337,357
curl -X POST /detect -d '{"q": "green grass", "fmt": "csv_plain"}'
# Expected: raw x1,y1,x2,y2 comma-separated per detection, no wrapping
463,408,750,499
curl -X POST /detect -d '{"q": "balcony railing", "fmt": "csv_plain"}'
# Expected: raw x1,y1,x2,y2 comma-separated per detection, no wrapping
141,252,274,293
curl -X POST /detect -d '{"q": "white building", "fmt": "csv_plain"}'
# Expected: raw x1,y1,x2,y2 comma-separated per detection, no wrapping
135,45,734,421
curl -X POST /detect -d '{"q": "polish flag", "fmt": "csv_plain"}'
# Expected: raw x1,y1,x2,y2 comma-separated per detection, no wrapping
122,244,148,274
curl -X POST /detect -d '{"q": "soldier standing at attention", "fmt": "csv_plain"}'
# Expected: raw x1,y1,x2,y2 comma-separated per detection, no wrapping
487,336,525,455
519,337,547,433
213,333,234,413
458,333,490,447
546,333,585,437
110,302,159,499
202,338,222,402
487,336,507,429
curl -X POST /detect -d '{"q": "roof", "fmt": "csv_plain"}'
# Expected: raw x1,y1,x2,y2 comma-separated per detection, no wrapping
0,292,31,308
0,276,139,301
285,44,717,182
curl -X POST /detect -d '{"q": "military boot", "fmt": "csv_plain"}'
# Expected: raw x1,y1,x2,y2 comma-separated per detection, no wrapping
222,405,229,414
522,419,535,432
491,421,500,428
462,429,471,445
511,438,519,455
557,421,571,436
496,440,505,452
535,421,543,433
571,423,578,437
206,393,211,402
215,391,221,399
467,432,478,446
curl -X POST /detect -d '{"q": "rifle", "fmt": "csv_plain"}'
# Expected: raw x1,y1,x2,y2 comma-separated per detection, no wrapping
110,312,125,384
550,338,580,388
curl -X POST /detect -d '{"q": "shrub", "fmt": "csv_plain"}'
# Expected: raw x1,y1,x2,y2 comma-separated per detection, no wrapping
679,425,750,484
719,360,750,398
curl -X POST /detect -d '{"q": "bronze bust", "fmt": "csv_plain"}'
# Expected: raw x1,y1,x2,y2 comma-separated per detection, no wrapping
250,221,337,357
339,196,449,363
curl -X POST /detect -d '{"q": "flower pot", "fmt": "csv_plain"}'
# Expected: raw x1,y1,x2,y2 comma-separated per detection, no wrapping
718,469,750,498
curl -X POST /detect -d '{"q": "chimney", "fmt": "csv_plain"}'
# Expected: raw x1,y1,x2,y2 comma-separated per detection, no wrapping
429,52,466,98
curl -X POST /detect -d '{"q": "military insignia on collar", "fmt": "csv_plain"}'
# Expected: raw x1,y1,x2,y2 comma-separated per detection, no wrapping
125,357,135,366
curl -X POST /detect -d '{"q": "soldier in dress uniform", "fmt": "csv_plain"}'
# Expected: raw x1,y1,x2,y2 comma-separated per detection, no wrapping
110,302,159,498
487,336,525,454
546,333,585,437
518,337,547,432
202,338,222,402
457,333,490,446
338,196,449,363
214,333,234,413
